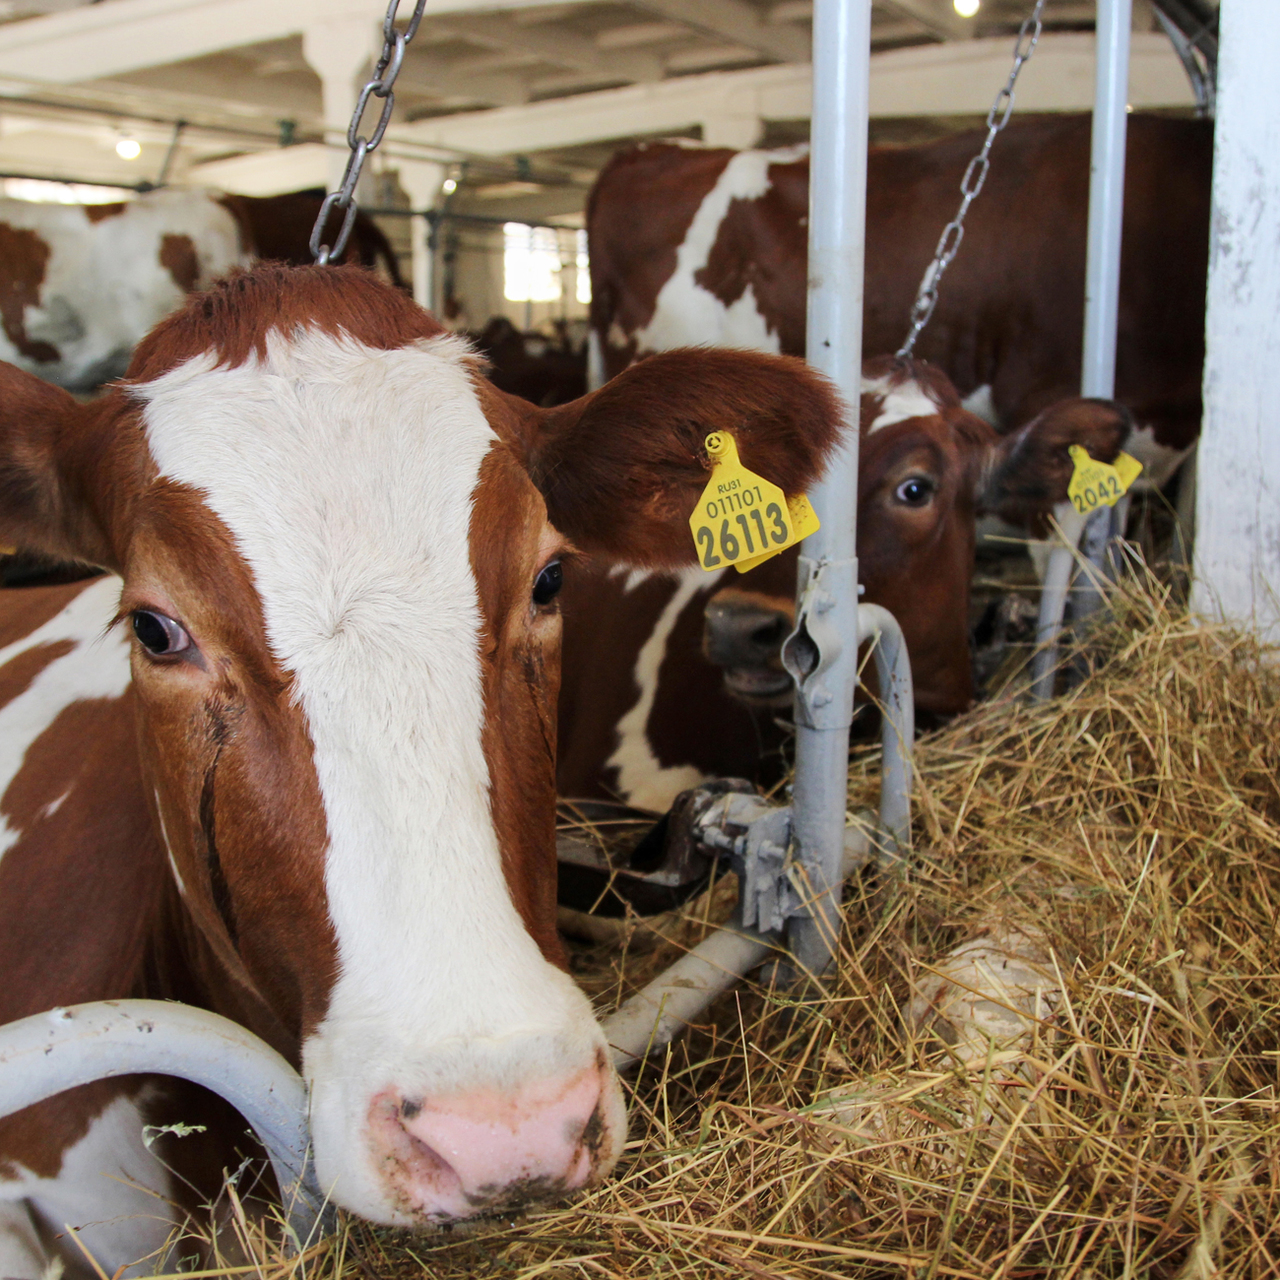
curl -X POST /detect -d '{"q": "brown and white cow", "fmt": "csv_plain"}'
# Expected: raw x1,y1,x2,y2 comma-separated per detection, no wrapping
0,188,401,392
0,263,841,1276
557,357,1130,812
587,113,1210,488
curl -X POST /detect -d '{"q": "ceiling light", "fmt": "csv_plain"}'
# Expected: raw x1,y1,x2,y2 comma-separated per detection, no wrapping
442,177,458,194
953,0,980,15
115,137,141,160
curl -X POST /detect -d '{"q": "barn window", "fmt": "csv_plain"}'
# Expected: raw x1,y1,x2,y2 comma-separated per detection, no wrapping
575,229,591,304
503,222,563,303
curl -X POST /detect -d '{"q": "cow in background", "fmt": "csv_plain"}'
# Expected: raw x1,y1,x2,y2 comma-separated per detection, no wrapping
587,114,1209,489
0,187,401,392
557,357,1131,812
469,315,587,406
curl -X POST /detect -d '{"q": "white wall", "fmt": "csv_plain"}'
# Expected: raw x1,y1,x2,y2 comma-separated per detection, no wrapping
1190,0,1280,645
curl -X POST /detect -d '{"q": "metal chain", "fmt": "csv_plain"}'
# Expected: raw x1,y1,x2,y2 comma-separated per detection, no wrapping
896,0,1046,358
310,0,429,265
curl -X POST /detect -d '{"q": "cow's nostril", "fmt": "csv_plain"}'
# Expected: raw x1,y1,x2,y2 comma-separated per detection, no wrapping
749,617,787,649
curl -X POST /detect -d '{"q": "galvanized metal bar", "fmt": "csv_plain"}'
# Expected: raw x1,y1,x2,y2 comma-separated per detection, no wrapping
1030,0,1132,700
858,604,914,856
0,1000,333,1248
785,0,872,980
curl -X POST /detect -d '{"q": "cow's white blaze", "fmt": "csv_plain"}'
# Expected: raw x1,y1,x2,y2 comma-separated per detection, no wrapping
632,147,806,358
0,576,131,869
861,373,939,433
136,327,615,1221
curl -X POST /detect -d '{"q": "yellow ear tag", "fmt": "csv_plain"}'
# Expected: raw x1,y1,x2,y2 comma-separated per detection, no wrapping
689,432,820,573
1066,445,1143,516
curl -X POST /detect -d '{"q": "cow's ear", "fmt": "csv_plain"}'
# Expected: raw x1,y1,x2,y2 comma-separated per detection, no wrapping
521,349,846,565
981,397,1133,528
0,361,117,569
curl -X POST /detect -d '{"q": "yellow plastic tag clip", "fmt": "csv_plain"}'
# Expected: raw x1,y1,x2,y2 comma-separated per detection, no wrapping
1066,445,1143,517
689,432,820,573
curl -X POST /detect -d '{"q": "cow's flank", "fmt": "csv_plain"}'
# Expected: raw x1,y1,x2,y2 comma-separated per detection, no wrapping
590,115,1208,486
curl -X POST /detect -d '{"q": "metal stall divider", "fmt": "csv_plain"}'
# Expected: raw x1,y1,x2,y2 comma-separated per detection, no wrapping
783,0,874,982
1030,0,1134,700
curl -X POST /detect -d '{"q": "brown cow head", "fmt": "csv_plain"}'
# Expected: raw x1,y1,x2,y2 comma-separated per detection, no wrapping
702,356,1130,716
0,265,843,1225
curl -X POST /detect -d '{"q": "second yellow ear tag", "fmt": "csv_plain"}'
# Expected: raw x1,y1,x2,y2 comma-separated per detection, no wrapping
689,433,820,573
1066,445,1143,516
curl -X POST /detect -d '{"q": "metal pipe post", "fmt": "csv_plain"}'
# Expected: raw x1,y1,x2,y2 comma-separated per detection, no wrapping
1030,0,1131,698
786,0,872,979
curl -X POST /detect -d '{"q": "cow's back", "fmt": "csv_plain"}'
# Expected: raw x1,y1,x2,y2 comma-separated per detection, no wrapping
591,116,1212,459
864,114,1211,446
0,190,245,391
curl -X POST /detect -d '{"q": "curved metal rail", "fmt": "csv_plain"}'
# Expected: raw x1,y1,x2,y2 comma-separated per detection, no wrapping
0,1000,333,1247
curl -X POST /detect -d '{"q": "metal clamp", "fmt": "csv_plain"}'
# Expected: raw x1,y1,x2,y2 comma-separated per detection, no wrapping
782,556,858,730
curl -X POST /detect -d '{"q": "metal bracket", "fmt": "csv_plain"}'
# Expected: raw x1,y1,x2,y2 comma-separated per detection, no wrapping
782,556,858,730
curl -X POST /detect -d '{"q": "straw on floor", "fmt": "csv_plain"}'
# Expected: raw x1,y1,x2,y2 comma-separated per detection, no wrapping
174,574,1280,1279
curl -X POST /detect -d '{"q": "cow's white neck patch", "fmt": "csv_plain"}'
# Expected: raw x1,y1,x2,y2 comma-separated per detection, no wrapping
861,373,939,433
633,147,803,357
136,327,608,1221
607,566,718,812
4,1089,174,1280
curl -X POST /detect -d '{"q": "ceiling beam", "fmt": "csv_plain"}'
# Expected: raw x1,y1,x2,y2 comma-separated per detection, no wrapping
630,0,810,63
433,12,663,83
0,0,603,86
877,0,973,42
393,33,1194,155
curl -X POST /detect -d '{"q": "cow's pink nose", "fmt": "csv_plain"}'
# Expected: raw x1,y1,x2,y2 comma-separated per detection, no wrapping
370,1064,608,1221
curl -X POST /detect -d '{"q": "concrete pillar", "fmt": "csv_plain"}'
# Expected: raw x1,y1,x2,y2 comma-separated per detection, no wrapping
397,160,448,311
302,18,381,193
1190,0,1280,646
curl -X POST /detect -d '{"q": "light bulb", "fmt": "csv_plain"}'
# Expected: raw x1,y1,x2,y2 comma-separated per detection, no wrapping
115,138,141,160
442,177,458,194
954,0,980,15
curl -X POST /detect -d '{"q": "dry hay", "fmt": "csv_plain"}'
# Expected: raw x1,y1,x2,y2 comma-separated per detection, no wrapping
164,576,1280,1279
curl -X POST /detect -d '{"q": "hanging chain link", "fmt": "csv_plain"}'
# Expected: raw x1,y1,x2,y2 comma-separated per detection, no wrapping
310,0,429,265
896,0,1046,358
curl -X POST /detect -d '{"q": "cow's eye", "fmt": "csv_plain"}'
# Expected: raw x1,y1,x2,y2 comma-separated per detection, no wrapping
532,561,563,606
895,477,934,506
131,610,191,656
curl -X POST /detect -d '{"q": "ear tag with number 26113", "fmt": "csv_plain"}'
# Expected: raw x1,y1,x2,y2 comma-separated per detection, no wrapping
1066,444,1143,516
689,432,819,574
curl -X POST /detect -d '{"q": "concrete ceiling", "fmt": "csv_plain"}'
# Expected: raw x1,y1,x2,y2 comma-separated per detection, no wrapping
0,0,1201,216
